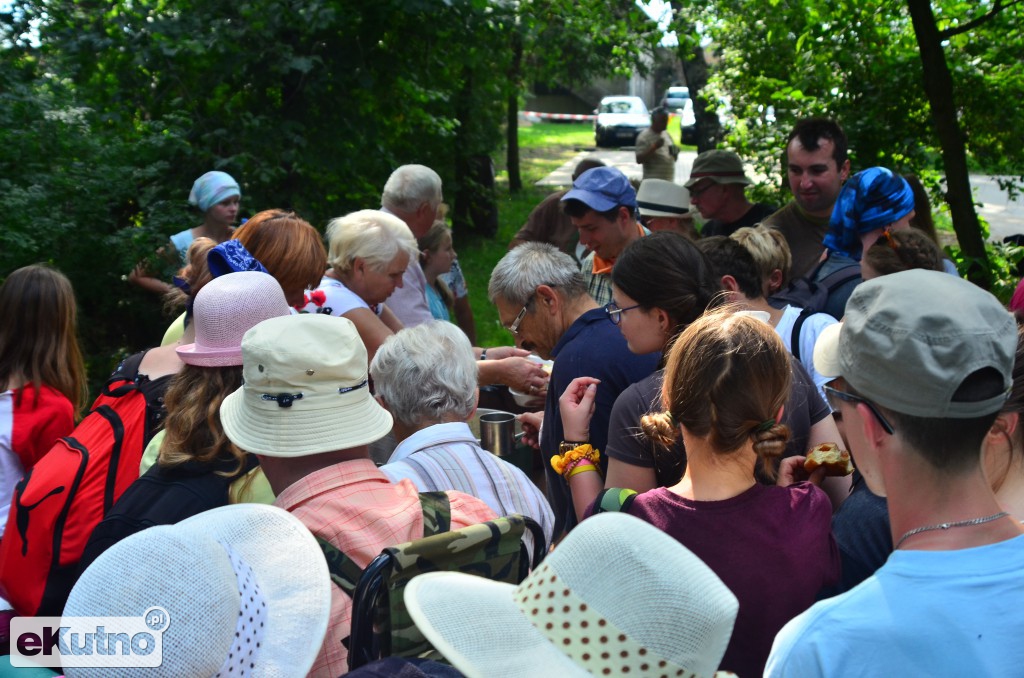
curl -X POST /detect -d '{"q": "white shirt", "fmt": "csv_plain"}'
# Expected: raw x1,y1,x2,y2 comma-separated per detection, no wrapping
381,421,555,546
774,305,837,401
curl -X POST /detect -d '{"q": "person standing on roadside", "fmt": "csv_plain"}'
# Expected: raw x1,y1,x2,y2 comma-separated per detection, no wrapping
635,107,679,182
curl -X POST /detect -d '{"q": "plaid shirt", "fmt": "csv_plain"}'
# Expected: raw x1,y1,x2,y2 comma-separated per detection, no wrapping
274,458,495,677
580,251,614,307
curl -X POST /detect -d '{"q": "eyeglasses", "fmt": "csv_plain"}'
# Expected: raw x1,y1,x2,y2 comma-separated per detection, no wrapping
507,296,534,335
605,301,641,325
823,383,895,435
688,181,717,199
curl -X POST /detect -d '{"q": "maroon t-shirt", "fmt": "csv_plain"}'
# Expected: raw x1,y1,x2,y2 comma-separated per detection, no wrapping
590,482,839,677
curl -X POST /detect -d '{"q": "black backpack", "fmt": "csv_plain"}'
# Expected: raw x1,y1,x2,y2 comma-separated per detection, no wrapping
768,259,861,323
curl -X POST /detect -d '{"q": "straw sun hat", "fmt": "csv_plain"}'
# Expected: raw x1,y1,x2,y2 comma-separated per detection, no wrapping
63,504,330,677
405,512,739,678
176,271,291,367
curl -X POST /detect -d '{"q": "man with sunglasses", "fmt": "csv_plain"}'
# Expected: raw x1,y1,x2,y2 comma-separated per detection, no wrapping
767,269,1024,677
488,243,659,539
685,150,776,238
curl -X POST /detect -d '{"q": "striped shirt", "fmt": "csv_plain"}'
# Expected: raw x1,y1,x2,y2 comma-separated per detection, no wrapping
274,458,495,678
381,422,554,547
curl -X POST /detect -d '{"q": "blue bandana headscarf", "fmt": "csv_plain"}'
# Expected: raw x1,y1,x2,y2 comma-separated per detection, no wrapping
182,241,268,327
823,167,915,260
207,240,268,278
188,171,241,212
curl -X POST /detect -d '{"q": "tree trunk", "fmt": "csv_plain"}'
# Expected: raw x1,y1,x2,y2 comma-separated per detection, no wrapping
906,0,989,286
506,30,523,193
667,0,721,155
679,45,721,153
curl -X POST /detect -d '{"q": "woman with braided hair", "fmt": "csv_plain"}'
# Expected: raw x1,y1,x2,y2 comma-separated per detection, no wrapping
558,308,839,677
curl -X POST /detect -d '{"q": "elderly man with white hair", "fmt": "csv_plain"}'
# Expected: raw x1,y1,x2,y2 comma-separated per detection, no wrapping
379,164,444,327
488,243,659,538
374,321,554,547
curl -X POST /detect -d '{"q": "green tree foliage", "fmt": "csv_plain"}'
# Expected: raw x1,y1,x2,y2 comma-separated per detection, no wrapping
505,0,660,191
668,0,1023,278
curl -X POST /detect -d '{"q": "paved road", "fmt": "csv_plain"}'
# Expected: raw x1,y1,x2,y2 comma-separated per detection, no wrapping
538,148,1024,241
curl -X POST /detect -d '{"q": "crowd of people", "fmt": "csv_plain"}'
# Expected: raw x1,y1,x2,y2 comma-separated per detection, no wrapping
1,115,1022,677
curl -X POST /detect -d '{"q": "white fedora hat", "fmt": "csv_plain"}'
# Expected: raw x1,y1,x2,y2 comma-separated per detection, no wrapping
220,313,393,457
405,513,738,678
63,504,330,677
637,178,691,218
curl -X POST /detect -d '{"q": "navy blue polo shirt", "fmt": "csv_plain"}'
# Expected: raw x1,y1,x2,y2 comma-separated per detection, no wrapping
540,306,660,538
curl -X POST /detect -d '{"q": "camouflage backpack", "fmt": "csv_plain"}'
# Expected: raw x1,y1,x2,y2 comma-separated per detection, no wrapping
316,491,451,599
318,493,543,671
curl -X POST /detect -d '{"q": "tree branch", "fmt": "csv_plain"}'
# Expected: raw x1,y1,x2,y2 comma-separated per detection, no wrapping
938,0,1023,39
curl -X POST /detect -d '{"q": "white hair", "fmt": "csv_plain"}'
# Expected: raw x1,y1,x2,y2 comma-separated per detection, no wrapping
488,242,587,306
325,209,419,274
369,321,477,428
381,164,442,214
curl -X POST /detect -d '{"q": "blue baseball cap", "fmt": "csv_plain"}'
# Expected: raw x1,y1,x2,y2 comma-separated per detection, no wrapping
562,167,637,212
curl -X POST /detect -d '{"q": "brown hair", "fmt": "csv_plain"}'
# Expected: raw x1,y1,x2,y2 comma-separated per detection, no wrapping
0,265,87,416
158,364,246,476
162,236,217,315
640,310,791,480
233,210,327,304
903,174,939,245
863,228,944,277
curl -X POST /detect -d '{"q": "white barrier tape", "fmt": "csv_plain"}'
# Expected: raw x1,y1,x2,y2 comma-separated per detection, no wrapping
522,111,597,121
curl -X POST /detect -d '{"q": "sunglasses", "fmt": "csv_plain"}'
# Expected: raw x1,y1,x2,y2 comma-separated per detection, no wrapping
823,383,895,435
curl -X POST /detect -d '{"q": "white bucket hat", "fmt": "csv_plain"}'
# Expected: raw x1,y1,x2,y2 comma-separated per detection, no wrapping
63,504,330,677
405,513,738,678
220,313,393,457
637,178,691,218
177,271,292,367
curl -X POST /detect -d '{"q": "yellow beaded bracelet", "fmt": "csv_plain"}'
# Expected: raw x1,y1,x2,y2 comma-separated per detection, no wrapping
550,443,600,476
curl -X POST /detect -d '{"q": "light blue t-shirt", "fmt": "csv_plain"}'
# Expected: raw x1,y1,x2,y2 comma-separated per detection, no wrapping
766,533,1024,677
425,282,450,322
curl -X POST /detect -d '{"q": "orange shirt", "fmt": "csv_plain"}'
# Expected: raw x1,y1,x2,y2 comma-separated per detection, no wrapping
590,221,647,275
274,458,496,677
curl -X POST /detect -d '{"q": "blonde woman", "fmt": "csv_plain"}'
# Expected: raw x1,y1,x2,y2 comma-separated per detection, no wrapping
302,210,418,361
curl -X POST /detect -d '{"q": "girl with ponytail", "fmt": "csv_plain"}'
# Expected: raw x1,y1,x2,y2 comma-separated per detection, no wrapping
558,309,839,677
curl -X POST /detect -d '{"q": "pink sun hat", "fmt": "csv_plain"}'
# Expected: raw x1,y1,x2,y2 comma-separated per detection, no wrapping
177,271,292,367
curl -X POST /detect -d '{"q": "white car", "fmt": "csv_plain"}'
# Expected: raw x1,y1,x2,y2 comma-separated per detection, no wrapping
594,96,650,148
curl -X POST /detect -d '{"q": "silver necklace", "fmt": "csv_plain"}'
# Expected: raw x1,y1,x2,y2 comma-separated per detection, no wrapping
895,511,1009,550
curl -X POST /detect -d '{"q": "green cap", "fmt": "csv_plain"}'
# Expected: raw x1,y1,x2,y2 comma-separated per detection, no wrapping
813,269,1015,418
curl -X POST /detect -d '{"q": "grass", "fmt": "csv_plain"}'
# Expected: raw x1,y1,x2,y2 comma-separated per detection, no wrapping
458,118,690,347
460,122,594,347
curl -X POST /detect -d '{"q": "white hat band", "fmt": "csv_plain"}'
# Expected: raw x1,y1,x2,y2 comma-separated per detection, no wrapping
214,543,268,678
513,561,704,678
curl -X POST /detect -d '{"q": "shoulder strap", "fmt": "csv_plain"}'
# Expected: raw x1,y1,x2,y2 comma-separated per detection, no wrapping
318,491,453,601
790,308,815,362
817,262,861,292
593,487,638,514
316,536,364,598
101,352,145,397
418,491,451,537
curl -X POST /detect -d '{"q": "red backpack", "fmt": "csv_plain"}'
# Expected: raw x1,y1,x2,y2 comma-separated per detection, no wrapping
0,352,171,616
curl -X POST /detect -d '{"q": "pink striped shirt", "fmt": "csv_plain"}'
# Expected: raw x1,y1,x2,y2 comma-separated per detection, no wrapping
274,458,495,677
